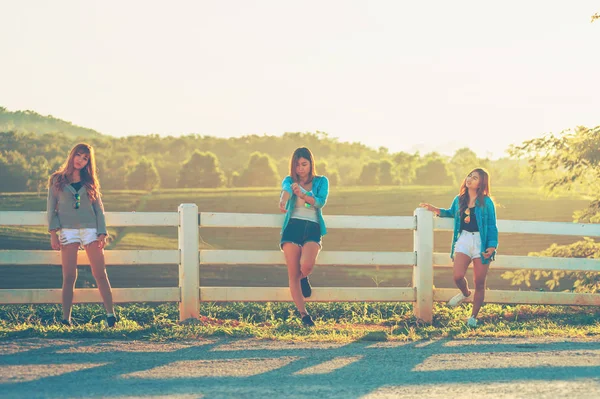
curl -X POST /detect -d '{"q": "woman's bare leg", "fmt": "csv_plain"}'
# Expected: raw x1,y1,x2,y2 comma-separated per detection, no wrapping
282,243,307,315
85,243,114,314
453,252,472,297
61,243,80,321
471,258,490,318
299,242,320,278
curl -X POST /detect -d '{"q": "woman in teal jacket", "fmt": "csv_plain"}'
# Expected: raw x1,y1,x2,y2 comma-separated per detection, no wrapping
279,147,329,327
420,168,498,327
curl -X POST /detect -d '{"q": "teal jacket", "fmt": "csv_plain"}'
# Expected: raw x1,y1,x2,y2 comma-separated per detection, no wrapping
439,195,498,264
280,175,329,236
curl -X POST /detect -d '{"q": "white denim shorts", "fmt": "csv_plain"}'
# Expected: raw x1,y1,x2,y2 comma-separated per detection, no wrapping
455,230,482,259
59,228,98,246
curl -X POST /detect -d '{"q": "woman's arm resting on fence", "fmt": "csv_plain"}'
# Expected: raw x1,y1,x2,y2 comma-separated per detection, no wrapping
438,196,458,218
419,203,440,216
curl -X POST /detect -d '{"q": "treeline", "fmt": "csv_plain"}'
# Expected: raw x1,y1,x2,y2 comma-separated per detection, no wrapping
1,130,546,193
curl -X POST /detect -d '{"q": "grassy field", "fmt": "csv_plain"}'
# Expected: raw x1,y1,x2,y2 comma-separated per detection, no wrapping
0,186,593,291
1,302,598,342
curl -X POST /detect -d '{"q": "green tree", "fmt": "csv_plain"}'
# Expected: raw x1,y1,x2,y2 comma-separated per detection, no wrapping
27,155,50,194
486,157,541,187
450,148,480,182
378,160,394,185
276,157,290,182
97,152,134,190
126,157,161,191
178,150,225,188
336,157,364,185
392,151,419,185
154,158,179,189
235,152,279,187
230,171,242,187
358,161,380,185
504,125,600,293
509,125,600,220
0,150,29,192
415,158,455,186
316,160,340,186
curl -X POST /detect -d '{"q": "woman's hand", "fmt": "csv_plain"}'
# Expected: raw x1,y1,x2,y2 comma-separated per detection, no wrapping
279,189,291,213
97,234,108,250
50,232,61,251
483,247,496,259
279,199,287,213
291,183,304,198
419,203,438,215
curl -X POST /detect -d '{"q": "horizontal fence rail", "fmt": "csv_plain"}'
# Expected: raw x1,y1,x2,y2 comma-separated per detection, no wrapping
0,207,599,322
0,288,180,304
434,288,600,306
200,212,416,229
200,250,415,266
434,217,600,236
200,287,416,302
433,253,600,272
0,250,179,266
0,211,179,227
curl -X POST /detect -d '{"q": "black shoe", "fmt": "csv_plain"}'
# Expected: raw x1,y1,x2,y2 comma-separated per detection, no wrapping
60,319,71,327
301,314,315,327
300,276,312,298
106,315,118,328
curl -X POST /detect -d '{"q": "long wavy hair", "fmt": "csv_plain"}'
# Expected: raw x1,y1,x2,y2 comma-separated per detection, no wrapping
289,147,317,183
458,167,491,214
48,143,101,201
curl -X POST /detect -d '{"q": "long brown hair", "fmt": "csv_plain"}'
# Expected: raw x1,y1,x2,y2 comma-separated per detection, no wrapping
289,147,317,183
458,167,491,214
48,143,101,201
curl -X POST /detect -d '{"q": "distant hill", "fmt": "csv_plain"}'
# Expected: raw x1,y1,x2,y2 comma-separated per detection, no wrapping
0,106,103,138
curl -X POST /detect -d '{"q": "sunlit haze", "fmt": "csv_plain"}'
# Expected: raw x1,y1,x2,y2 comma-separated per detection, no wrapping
1,1,598,159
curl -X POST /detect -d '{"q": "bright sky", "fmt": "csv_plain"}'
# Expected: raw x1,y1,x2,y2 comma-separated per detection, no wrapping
1,1,598,159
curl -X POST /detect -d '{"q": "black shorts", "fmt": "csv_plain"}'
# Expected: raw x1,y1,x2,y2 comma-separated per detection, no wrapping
280,218,322,250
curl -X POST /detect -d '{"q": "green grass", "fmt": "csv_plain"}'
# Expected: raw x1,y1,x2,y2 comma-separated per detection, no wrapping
0,302,598,342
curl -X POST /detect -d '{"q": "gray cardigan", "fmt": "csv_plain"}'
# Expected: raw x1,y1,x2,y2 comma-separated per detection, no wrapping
46,183,107,235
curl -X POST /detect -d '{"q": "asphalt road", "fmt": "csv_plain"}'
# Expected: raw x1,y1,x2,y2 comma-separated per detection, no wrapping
1,337,599,399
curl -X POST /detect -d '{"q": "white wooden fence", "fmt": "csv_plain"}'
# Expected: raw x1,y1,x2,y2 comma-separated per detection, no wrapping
1,205,599,323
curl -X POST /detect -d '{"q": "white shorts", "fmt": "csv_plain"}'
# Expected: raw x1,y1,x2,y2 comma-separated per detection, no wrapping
455,230,482,259
59,228,98,247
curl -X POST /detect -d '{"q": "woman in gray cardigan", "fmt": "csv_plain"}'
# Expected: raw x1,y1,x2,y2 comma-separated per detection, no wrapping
47,143,116,327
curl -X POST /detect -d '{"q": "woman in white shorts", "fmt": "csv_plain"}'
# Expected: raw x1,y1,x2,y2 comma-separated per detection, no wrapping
47,143,116,327
420,168,498,327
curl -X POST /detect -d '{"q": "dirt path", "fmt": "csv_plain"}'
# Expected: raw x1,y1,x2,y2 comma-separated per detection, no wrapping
1,337,599,398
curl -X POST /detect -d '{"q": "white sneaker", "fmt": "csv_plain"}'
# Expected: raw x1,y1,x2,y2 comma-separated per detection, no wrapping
467,316,478,328
447,292,469,307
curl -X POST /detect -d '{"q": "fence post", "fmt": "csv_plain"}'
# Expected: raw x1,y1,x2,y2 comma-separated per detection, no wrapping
413,207,434,323
178,203,199,321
